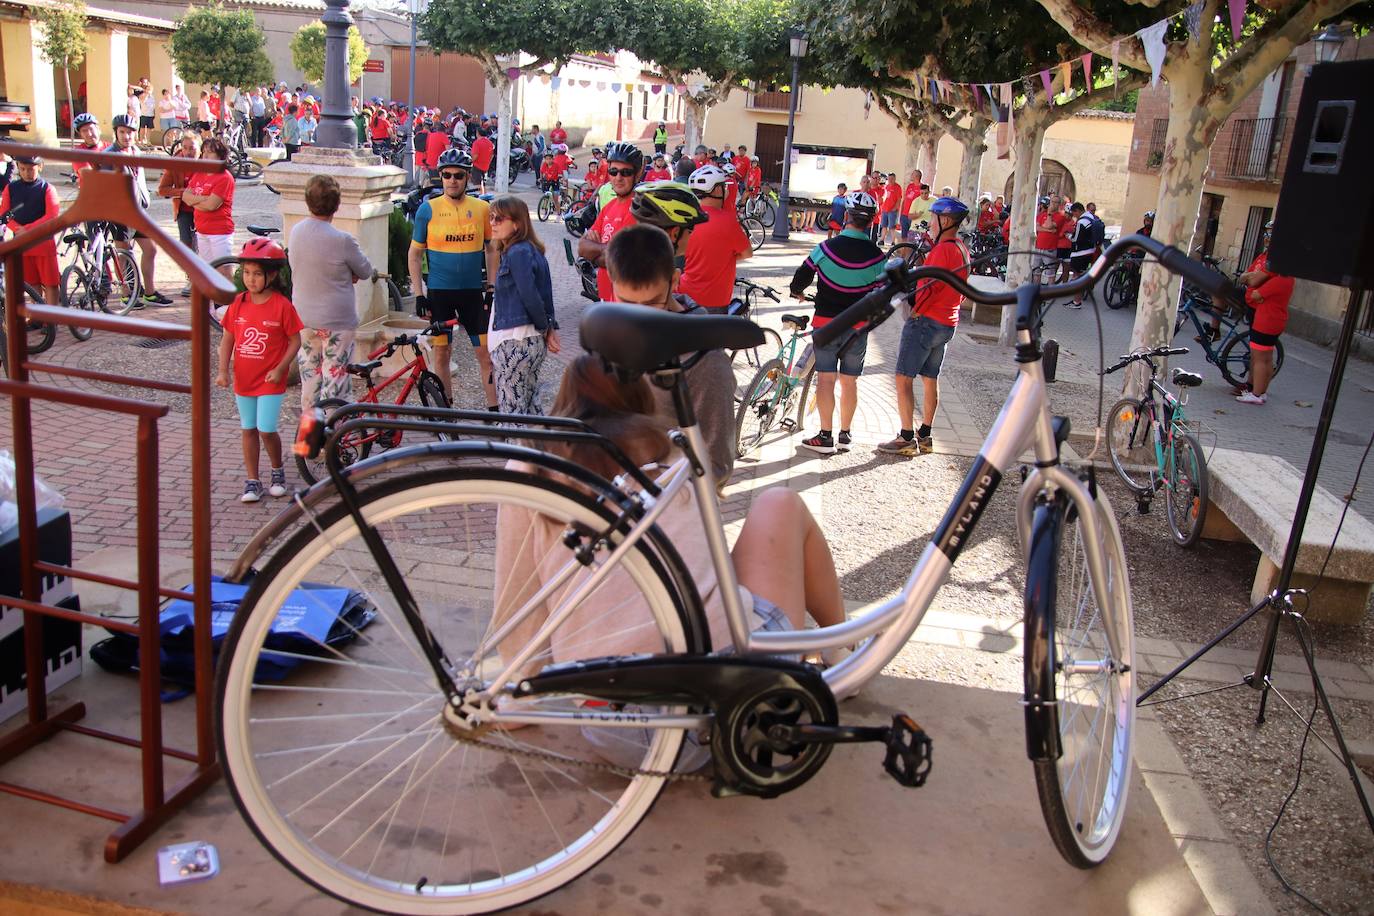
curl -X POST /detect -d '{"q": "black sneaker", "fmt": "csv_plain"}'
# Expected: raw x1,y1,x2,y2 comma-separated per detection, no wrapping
800,431,836,454
837,430,852,448
143,290,174,306
127,299,146,311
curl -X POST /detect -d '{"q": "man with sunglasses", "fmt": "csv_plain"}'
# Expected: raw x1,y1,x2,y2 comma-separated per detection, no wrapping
408,148,498,410
577,141,645,302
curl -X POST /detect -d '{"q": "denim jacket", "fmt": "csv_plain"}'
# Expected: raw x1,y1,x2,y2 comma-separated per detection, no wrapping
493,239,556,332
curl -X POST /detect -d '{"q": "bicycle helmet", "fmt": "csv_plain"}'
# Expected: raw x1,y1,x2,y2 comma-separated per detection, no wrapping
630,181,709,230
591,147,603,156
721,162,737,177
73,112,98,129
111,114,135,131
436,148,473,170
750,155,759,163
688,163,728,195
929,196,970,221
844,191,878,219
239,237,286,262
554,142,569,153
1038,196,1050,208
603,141,643,171
1143,210,1156,220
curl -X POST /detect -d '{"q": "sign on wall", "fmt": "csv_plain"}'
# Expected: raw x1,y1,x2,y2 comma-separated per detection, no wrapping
363,60,385,73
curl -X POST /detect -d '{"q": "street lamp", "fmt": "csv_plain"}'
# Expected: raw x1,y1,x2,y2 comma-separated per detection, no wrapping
1313,23,1345,64
772,26,808,241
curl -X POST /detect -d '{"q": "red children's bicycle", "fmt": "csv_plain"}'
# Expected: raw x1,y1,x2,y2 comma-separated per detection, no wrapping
294,320,454,484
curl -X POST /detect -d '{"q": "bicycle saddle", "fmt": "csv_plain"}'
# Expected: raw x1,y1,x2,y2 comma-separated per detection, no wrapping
580,303,763,374
781,313,810,329
62,231,87,246
247,225,280,236
346,359,383,376
1171,368,1203,388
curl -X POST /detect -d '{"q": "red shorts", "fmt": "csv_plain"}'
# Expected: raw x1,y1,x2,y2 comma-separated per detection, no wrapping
22,249,60,287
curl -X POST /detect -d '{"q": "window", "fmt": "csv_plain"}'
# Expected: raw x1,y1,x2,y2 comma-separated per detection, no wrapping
1239,205,1273,269
642,90,649,120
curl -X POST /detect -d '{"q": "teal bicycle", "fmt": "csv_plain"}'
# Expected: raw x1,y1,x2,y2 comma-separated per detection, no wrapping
733,311,815,456
1103,346,1209,547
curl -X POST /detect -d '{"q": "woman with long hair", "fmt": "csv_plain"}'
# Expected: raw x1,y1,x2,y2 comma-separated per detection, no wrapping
488,194,559,414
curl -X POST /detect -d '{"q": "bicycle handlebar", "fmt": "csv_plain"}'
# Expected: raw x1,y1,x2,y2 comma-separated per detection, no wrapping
811,234,1244,349
1101,346,1189,375
735,278,780,301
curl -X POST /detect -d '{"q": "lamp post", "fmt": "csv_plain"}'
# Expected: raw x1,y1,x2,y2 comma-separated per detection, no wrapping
1313,23,1345,64
315,0,357,149
771,26,808,242
406,0,420,183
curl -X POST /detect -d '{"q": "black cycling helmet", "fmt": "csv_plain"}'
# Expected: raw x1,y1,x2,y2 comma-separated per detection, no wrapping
631,181,709,230
436,148,472,170
603,141,644,171
111,114,135,131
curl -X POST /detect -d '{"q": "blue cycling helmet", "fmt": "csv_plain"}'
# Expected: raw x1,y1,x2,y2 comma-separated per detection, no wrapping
929,196,969,220
73,112,98,129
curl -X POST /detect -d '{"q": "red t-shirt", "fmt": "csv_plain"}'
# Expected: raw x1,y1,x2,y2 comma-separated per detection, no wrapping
471,135,494,171
732,154,750,175
207,95,221,117
370,114,392,140
724,177,738,213
424,130,450,166
902,183,921,214
1034,210,1063,250
1057,211,1074,249
745,165,762,190
552,152,574,177
911,238,970,327
223,290,304,396
644,166,672,181
1244,253,1294,336
1001,216,1011,244
679,206,750,309
187,170,235,235
548,127,567,145
591,194,637,302
880,183,903,214
540,159,559,181
977,206,998,232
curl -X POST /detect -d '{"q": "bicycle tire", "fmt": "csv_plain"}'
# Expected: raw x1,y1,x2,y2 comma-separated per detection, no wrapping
415,371,458,443
886,242,927,270
735,358,785,456
757,201,775,229
10,284,56,356
1103,268,1130,310
1217,331,1283,390
99,248,142,315
161,126,184,153
1104,397,1154,496
794,366,815,429
295,398,367,485
207,256,242,329
742,216,765,252
1025,493,1135,868
383,277,404,313
1164,431,1208,548
216,466,703,914
59,269,96,340
537,194,553,222
736,326,781,371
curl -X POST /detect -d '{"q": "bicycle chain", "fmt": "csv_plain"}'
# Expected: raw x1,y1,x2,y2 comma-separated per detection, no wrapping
448,725,714,783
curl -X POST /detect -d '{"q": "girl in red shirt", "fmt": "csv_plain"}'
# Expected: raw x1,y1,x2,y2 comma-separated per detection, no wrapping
214,239,304,502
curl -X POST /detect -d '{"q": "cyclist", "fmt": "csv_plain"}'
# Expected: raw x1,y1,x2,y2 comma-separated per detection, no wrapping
878,171,903,246
644,153,672,182
789,191,885,455
1138,209,1155,237
424,117,451,184
976,195,999,233
879,196,971,457
71,112,101,184
577,141,643,302
906,183,934,241
681,165,751,310
470,129,494,192
407,147,498,410
899,169,923,241
104,114,171,307
0,155,62,306
629,180,709,267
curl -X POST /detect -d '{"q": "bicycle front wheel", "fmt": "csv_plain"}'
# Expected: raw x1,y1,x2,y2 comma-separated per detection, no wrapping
100,248,142,315
742,216,765,252
1105,398,1154,496
55,271,95,341
216,467,702,915
1164,431,1208,548
1026,493,1135,868
735,358,785,456
1103,267,1130,310
537,194,553,222
294,398,375,486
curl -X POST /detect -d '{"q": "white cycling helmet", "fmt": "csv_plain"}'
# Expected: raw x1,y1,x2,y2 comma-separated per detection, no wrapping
845,191,878,219
688,164,728,195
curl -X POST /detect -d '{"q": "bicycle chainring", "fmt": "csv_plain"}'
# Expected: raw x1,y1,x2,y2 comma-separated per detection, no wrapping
710,681,837,799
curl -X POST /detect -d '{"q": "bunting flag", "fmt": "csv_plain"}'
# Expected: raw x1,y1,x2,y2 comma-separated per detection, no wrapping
624,82,634,93
1111,39,1122,95
1137,20,1170,87
1226,0,1245,40
651,83,662,94
1058,61,1073,96
579,79,590,88
1002,81,1015,142
550,75,560,88
997,83,1013,159
1184,1,1205,42
678,84,688,94
1039,69,1054,103
971,82,983,112
984,83,997,115
665,83,675,94
595,81,606,90
506,67,521,80
611,83,622,93
1081,53,1093,90
929,78,939,101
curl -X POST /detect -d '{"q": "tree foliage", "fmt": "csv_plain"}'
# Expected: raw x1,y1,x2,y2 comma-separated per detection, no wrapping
36,0,88,70
291,21,369,85
420,0,620,84
168,2,273,91
629,0,791,100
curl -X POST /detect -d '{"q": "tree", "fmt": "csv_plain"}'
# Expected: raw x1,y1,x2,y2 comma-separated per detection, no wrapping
168,2,273,131
291,21,369,85
628,0,791,151
421,0,620,191
35,0,88,139
1037,0,1374,378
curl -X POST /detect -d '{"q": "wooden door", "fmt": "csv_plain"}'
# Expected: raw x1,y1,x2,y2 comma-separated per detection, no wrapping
755,123,788,183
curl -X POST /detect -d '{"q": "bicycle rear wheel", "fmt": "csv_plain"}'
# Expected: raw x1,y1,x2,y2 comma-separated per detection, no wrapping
735,358,785,456
1025,493,1135,868
294,398,374,486
1103,267,1131,310
216,467,703,914
1218,331,1284,390
99,248,142,315
54,271,95,340
161,126,184,153
742,216,765,252
1105,398,1154,496
886,242,926,270
1164,431,1208,548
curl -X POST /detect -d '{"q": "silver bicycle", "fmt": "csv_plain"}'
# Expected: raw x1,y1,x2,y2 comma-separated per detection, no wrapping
213,235,1239,914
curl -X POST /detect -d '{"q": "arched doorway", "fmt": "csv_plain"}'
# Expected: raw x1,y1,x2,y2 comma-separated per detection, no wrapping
1004,159,1078,203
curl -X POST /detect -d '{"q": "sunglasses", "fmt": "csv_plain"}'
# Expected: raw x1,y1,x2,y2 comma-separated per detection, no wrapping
606,167,637,177
440,170,468,180
490,214,509,224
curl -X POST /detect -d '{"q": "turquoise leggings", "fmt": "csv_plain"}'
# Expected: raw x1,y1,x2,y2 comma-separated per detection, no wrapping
235,393,286,433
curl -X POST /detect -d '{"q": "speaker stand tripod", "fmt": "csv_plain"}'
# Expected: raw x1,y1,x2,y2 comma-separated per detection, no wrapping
1136,281,1374,836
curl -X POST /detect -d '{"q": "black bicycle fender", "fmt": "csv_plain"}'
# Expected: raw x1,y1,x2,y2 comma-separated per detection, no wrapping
1023,499,1064,763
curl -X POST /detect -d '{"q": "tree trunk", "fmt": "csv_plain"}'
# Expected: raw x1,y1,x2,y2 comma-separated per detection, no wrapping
62,65,74,140
918,138,938,178
955,132,986,210
1001,106,1050,344
682,96,709,152
495,74,512,193
902,126,922,174
1126,63,1217,389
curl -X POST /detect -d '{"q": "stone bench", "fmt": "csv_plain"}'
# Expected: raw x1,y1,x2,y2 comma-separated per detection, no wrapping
1201,447,1374,624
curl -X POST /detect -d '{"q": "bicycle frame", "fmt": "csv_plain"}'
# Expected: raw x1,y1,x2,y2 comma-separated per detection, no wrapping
1138,378,1191,477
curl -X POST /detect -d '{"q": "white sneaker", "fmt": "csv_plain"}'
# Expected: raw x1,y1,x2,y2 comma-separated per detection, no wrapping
240,479,264,503
1235,391,1267,405
268,467,288,497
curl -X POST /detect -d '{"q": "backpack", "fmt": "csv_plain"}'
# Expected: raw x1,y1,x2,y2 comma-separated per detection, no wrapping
90,576,376,702
1088,213,1107,248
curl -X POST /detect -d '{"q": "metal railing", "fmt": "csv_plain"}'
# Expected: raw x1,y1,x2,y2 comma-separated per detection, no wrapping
1145,118,1168,167
747,85,798,111
1219,117,1287,181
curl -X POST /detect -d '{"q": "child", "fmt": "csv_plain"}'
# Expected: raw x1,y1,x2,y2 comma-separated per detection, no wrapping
826,183,848,238
215,238,303,502
0,156,62,306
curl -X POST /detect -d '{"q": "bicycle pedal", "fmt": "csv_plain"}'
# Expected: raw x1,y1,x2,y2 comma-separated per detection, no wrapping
883,714,932,788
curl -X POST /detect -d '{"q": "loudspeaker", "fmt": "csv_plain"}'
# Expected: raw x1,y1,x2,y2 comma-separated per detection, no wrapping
1268,59,1374,286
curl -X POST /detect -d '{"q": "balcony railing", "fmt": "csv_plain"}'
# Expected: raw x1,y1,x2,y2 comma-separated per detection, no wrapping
1145,118,1168,168
746,85,799,111
1219,117,1287,181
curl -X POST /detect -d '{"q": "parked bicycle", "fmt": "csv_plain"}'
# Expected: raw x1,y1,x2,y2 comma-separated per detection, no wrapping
722,277,783,368
740,212,766,252
1103,347,1209,547
294,319,455,485
0,258,59,377
1172,266,1282,390
1103,254,1142,310
57,223,142,316
887,220,933,269
213,232,1236,913
737,184,778,229
735,311,815,456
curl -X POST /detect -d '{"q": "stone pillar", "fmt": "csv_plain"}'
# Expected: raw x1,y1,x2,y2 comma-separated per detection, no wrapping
83,27,128,129
266,147,405,327
147,38,178,96
0,18,58,146
316,0,357,149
